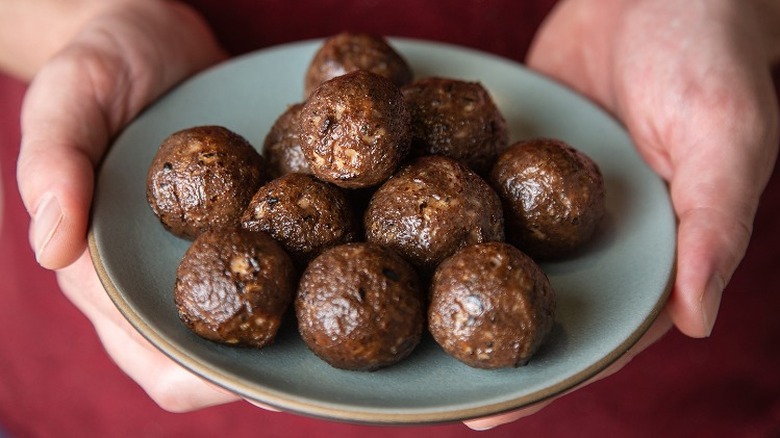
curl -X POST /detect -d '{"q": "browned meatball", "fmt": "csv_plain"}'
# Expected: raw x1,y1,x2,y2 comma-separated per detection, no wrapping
299,69,411,189
304,32,413,98
295,243,424,371
428,242,555,369
490,138,606,259
262,103,312,179
241,173,359,265
174,227,296,348
402,77,508,175
147,125,265,239
364,155,504,272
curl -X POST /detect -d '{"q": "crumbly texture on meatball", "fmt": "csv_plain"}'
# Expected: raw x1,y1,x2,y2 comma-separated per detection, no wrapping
428,242,555,369
364,155,504,272
304,32,413,98
295,242,424,371
402,77,508,175
241,173,359,265
174,227,296,348
262,103,312,179
299,69,411,189
490,138,606,260
147,125,265,240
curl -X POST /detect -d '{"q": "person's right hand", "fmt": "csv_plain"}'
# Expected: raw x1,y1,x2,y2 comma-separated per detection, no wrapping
14,0,247,412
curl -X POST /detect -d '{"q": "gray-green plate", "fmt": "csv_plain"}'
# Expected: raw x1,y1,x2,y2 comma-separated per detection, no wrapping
89,39,675,424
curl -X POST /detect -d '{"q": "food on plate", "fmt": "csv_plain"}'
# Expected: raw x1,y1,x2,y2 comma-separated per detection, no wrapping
490,138,606,259
174,227,296,348
364,155,504,272
402,77,508,175
295,242,424,371
241,172,359,265
146,125,265,239
299,69,411,189
303,32,413,98
262,102,311,179
428,242,555,369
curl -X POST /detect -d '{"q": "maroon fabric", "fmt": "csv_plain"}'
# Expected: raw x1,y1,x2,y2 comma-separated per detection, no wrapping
2,1,780,436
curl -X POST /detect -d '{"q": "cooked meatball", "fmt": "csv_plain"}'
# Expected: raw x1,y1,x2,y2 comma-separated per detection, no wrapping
428,242,555,369
241,173,359,265
174,227,296,348
490,138,606,259
364,155,504,272
147,125,265,239
299,69,411,189
402,77,508,175
304,32,413,98
262,103,311,179
295,243,424,371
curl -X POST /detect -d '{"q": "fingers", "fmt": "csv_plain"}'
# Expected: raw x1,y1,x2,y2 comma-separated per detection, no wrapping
16,0,225,269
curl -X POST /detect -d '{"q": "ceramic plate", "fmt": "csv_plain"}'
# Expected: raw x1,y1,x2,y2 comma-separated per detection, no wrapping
89,39,675,424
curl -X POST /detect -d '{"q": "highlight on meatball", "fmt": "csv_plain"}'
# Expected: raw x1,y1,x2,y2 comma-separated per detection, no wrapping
489,138,606,259
299,69,411,189
241,173,359,265
146,125,265,240
428,242,556,369
402,77,508,175
304,32,413,98
262,103,311,179
295,242,424,371
174,227,296,348
364,155,504,272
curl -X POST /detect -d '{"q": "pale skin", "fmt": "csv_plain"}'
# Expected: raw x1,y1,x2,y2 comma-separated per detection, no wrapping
2,0,778,429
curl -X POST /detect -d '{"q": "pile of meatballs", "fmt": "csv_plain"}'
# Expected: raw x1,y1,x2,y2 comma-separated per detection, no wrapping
146,33,606,371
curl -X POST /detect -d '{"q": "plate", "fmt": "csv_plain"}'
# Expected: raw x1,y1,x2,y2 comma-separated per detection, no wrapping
89,38,675,424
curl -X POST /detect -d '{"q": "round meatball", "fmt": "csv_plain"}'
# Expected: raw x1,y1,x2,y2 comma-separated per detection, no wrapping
304,32,413,98
364,155,504,272
402,77,508,175
174,227,296,348
428,242,555,369
262,103,311,179
299,69,411,189
296,243,424,371
241,173,359,265
147,125,265,239
490,138,606,259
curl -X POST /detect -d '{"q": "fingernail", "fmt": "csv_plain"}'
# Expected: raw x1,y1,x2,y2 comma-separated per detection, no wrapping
701,274,725,337
32,193,63,263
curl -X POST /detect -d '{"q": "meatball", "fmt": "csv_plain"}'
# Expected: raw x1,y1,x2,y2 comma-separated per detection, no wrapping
402,77,508,175
428,242,555,369
174,227,296,348
490,138,606,259
262,103,312,179
364,155,504,272
304,32,413,98
146,125,265,239
241,173,359,265
296,243,424,371
299,69,411,189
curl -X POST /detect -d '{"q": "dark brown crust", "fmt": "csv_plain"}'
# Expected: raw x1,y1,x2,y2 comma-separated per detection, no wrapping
241,173,359,265
174,227,296,348
489,138,606,259
295,242,423,371
402,77,508,175
299,70,411,189
428,242,555,369
364,155,504,272
262,103,312,179
146,125,265,240
304,32,413,98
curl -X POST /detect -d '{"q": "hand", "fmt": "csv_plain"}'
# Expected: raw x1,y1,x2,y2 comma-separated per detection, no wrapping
15,0,238,411
465,0,780,429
